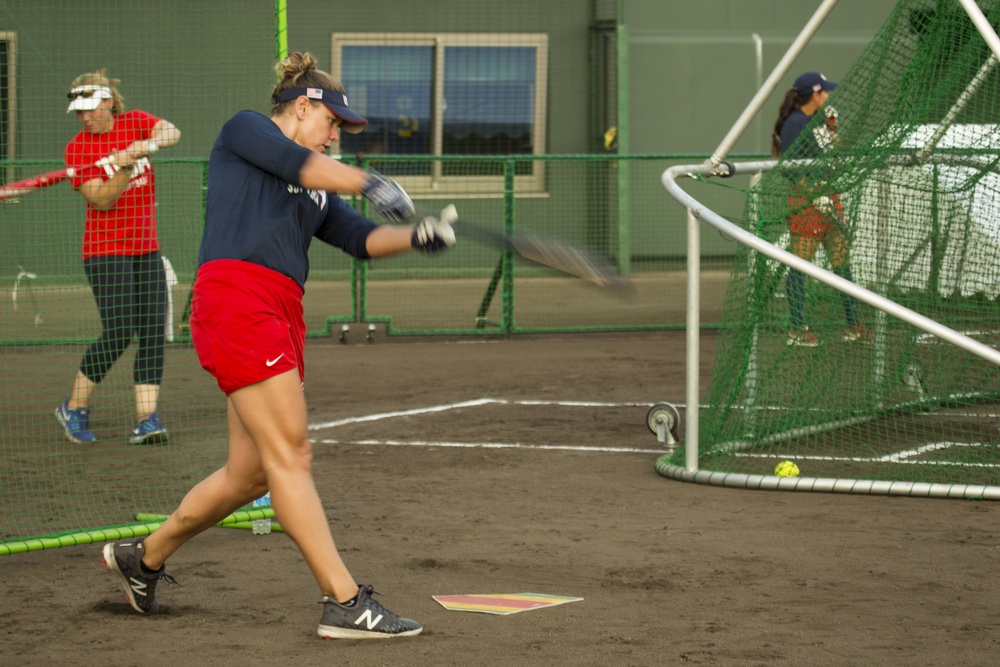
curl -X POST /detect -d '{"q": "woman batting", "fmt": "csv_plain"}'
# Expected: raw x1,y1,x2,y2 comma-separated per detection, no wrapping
101,52,455,639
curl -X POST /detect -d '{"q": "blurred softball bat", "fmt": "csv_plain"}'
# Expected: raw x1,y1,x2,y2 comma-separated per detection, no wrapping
419,206,631,290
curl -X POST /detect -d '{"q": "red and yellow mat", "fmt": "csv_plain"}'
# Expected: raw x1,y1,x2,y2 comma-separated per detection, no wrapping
432,593,583,615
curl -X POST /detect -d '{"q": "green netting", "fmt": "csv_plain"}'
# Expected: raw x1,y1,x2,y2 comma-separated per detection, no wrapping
667,0,1000,490
1,1,725,549
0,2,276,550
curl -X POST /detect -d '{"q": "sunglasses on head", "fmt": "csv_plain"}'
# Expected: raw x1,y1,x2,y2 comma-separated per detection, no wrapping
66,86,112,101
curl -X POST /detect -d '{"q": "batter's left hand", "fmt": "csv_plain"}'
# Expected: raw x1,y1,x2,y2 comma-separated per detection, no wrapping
363,170,414,222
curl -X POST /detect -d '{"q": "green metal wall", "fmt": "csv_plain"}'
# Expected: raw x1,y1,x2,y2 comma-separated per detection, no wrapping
0,0,901,275
0,2,275,288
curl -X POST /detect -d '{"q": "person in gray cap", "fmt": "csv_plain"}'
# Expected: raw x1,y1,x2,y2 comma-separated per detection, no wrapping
771,71,869,347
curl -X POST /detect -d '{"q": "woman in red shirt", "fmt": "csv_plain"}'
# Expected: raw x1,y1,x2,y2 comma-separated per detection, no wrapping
56,70,180,445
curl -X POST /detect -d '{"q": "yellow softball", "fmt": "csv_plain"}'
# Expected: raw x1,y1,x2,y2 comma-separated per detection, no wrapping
774,460,800,477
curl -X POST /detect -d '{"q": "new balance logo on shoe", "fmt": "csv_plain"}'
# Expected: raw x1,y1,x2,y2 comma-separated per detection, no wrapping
266,353,285,367
128,576,150,600
353,609,384,630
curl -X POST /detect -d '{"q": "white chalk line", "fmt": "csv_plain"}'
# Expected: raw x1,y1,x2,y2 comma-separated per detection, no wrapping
736,441,1000,468
308,398,653,430
309,398,495,430
309,398,665,454
309,398,998,460
319,439,664,454
309,398,995,433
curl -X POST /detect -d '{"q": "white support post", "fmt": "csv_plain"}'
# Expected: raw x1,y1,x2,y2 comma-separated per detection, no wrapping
685,208,700,472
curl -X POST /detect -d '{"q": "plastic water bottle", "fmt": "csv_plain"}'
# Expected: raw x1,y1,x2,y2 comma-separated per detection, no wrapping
251,492,272,535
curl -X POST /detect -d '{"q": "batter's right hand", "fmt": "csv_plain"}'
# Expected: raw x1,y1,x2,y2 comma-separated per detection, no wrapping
412,204,457,254
813,195,834,216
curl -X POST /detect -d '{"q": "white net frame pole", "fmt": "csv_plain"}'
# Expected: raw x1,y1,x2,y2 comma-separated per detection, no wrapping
959,0,1000,59
666,161,1000,370
685,208,700,472
661,160,1000,366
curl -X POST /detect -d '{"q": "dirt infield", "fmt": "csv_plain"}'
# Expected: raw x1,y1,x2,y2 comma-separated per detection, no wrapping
3,331,999,666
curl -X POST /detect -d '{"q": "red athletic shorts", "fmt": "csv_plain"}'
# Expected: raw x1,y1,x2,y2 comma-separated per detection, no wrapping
787,192,843,238
190,259,305,395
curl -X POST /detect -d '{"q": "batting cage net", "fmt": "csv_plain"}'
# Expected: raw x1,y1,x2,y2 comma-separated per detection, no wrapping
660,0,1000,495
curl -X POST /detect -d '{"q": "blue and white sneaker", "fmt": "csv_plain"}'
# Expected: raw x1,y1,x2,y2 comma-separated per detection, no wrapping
129,412,169,446
55,400,96,443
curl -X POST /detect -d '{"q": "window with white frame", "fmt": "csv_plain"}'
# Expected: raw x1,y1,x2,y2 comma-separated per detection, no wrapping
331,33,548,195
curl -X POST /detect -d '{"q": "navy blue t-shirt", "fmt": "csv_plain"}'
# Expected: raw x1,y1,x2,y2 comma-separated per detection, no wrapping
780,109,822,158
779,108,837,183
199,110,378,290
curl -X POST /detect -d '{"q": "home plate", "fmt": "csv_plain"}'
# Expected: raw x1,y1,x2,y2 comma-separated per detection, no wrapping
432,593,583,615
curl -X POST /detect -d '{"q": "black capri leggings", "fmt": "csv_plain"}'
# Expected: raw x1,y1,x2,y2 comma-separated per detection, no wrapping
80,251,168,386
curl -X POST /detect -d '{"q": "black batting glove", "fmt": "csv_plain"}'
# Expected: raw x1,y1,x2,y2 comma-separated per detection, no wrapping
362,169,414,222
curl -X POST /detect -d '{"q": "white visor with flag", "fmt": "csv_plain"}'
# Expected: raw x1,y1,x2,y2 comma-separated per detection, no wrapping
276,87,368,134
66,85,113,113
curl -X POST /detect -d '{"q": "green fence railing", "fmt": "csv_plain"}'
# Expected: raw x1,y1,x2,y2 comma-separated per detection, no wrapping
1,153,758,345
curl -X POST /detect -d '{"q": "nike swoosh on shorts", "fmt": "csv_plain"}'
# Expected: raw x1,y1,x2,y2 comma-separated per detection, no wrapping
266,353,285,367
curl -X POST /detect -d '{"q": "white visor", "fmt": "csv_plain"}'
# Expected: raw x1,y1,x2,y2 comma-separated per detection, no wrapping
66,85,113,113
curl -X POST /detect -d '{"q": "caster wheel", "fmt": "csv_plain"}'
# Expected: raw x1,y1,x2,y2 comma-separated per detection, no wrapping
338,324,350,344
646,402,681,444
366,323,376,344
